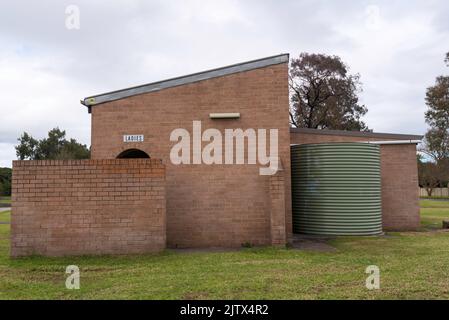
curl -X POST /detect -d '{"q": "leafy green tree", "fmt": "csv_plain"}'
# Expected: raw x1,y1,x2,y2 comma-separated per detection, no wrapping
36,128,66,160
289,52,369,131
419,52,449,193
15,128,90,160
15,132,39,160
0,167,12,196
418,161,443,196
56,138,90,160
423,52,449,162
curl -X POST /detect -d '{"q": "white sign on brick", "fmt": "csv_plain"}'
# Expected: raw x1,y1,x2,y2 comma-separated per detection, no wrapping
123,134,144,142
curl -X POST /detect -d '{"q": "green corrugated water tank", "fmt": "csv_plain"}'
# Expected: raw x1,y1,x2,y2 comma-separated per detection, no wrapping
291,143,382,236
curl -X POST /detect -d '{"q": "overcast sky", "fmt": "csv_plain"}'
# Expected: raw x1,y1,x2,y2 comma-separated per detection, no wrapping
0,0,448,167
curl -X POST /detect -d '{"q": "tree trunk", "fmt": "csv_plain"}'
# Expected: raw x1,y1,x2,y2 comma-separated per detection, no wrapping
426,187,433,196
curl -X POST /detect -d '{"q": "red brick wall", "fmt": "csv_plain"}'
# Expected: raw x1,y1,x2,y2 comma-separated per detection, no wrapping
90,63,291,247
290,131,420,230
11,159,166,257
379,144,420,230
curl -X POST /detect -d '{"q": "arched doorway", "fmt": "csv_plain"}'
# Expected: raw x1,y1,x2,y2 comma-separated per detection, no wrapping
116,149,150,159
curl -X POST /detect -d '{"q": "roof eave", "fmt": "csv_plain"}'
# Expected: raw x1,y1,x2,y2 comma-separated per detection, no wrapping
290,127,423,141
80,53,289,108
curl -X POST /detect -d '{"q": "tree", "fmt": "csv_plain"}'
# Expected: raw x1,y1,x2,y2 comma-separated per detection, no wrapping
289,53,369,131
419,52,449,194
422,128,449,162
418,161,443,196
15,128,90,160
422,52,449,161
423,52,449,161
0,167,12,196
35,127,67,160
15,132,39,161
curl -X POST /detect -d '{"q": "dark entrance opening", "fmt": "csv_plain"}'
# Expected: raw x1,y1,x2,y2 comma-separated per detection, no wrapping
117,149,150,159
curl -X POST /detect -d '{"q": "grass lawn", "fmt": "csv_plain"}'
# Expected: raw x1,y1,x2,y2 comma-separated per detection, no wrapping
0,202,449,299
0,210,10,223
0,197,11,205
420,196,449,200
420,200,449,229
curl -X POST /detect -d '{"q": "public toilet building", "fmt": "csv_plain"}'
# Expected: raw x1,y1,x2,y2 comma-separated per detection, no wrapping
11,54,422,256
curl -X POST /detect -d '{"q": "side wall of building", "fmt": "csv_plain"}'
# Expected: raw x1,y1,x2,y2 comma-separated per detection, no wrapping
379,144,420,230
290,132,420,230
90,63,291,247
11,159,166,257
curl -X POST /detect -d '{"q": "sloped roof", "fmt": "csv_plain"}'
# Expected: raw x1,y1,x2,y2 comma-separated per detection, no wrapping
81,53,289,110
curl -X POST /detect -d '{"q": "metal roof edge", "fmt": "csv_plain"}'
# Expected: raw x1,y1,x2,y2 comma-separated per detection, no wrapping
81,53,289,107
290,127,423,141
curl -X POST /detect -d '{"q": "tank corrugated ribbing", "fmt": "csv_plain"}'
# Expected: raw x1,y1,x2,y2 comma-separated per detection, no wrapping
291,143,382,236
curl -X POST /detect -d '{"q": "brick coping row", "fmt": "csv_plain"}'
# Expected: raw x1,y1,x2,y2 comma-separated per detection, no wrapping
12,159,164,167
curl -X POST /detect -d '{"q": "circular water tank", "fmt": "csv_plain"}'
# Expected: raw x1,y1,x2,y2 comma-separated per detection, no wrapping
291,142,382,236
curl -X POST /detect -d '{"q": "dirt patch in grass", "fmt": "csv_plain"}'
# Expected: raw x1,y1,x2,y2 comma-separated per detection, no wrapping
172,247,241,254
291,239,337,252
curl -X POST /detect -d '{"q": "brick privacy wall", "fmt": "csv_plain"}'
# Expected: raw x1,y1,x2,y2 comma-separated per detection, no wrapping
90,63,291,247
379,144,420,230
11,159,166,257
291,132,420,230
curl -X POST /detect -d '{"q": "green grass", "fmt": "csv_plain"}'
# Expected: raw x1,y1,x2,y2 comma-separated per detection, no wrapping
0,196,11,205
420,200,449,230
420,196,449,200
420,200,449,208
0,210,10,223
0,203,448,299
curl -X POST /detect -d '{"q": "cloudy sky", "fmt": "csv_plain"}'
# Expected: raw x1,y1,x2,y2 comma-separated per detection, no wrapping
0,0,448,167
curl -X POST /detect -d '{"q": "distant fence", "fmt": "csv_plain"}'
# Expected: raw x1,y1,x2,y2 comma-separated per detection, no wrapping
419,188,449,197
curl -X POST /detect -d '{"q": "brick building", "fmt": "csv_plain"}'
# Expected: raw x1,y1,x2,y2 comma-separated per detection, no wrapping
11,54,422,256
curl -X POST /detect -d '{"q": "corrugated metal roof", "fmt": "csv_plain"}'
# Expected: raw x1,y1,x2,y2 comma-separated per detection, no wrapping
81,53,289,110
290,127,423,141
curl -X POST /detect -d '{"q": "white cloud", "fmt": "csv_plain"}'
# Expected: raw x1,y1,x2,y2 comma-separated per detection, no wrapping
168,0,250,25
0,50,89,146
0,143,16,168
